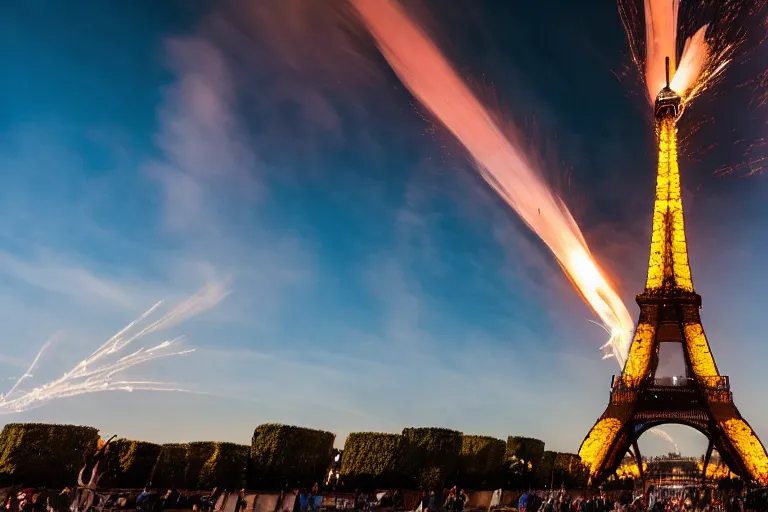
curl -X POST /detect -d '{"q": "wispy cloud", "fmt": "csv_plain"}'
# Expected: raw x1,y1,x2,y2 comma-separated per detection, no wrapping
0,355,27,370
0,250,143,308
147,37,260,233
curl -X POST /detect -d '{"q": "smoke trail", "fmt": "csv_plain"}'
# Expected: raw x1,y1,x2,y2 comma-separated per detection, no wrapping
350,0,635,364
620,0,754,109
644,0,681,98
649,427,679,454
0,280,229,413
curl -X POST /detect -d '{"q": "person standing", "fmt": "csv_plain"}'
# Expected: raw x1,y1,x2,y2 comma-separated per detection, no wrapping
647,486,656,512
529,491,542,512
234,490,247,512
519,490,529,512
457,491,468,512
29,493,44,512
419,492,429,512
4,495,16,512
444,489,455,512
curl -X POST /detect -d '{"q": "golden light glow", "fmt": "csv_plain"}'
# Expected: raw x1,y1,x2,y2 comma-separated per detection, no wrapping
579,418,623,476
645,115,693,292
622,323,656,380
721,419,768,484
682,322,719,378
698,461,732,480
617,460,647,479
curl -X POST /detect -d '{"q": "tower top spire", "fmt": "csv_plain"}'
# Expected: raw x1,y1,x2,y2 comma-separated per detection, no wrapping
655,57,681,119
645,80,693,294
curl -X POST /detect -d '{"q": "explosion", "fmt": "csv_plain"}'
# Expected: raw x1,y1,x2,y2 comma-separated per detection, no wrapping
350,0,634,365
619,0,756,110
0,281,228,413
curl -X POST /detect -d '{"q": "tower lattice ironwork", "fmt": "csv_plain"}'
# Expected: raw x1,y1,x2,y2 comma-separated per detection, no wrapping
578,61,768,487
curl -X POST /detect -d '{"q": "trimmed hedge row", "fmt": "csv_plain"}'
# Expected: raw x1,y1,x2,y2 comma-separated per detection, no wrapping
535,450,557,487
0,423,99,488
197,442,249,489
0,422,576,492
102,439,162,489
340,433,404,489
459,435,506,489
186,442,216,489
535,451,588,489
250,424,335,489
150,441,250,490
0,422,327,490
153,443,189,489
341,431,513,491
553,452,588,488
401,428,462,490
506,436,546,470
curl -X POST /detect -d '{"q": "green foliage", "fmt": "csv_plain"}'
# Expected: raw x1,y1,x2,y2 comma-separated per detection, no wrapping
552,453,588,489
534,450,557,488
503,437,546,490
505,437,545,470
250,424,335,489
0,423,99,488
153,443,189,489
186,442,217,490
102,439,162,489
418,467,443,491
459,435,505,476
196,442,249,490
534,452,588,489
151,442,249,490
458,435,505,489
340,433,404,489
400,428,462,490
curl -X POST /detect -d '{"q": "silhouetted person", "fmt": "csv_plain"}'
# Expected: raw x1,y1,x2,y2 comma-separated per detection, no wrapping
4,495,16,512
234,490,247,512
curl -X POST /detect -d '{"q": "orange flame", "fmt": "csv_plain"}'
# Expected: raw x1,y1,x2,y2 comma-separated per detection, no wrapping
635,0,733,107
351,0,634,364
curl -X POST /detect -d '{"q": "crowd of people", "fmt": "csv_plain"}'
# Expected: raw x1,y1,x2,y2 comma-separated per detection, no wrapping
513,484,768,511
417,487,469,512
517,485,609,512
4,480,768,512
2,489,72,512
108,484,768,512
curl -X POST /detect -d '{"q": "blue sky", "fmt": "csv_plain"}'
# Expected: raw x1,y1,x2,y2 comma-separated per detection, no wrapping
0,1,767,457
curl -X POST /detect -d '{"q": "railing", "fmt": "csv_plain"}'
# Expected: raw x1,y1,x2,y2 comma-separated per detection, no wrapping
608,375,732,403
610,375,730,391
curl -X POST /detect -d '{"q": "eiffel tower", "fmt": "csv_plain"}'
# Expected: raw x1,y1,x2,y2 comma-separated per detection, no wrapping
578,58,768,486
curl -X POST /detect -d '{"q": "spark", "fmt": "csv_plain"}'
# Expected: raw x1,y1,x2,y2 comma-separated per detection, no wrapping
757,70,768,107
350,0,635,365
619,0,754,111
0,281,229,413
714,153,768,177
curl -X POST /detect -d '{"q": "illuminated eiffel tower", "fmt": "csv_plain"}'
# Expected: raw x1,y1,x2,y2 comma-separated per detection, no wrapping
578,59,768,486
